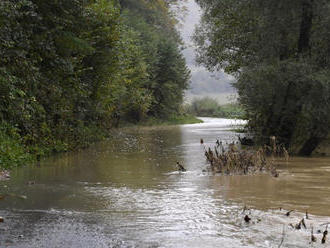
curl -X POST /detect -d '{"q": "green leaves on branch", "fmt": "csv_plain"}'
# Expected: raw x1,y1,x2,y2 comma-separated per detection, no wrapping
0,0,189,167
195,0,330,155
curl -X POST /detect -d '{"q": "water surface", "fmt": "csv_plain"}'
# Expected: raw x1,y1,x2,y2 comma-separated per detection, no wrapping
0,118,330,247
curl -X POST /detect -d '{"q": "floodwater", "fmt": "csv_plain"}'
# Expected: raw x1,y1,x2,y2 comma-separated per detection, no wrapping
1,117,330,248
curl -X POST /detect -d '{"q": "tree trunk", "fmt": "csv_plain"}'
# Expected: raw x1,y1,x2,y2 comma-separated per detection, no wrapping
279,0,314,151
298,0,314,56
298,136,322,156
273,81,296,147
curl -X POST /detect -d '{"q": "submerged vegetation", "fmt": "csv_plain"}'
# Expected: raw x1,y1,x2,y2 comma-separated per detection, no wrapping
241,206,330,247
185,97,246,119
203,137,288,177
0,0,190,168
195,0,330,155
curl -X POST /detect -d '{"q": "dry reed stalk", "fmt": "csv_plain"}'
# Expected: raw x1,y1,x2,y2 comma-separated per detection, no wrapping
204,137,288,176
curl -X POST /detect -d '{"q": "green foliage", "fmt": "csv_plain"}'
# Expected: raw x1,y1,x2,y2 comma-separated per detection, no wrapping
121,4,190,119
0,0,190,168
188,97,223,117
186,97,245,119
149,39,190,118
195,0,330,154
0,123,33,169
221,103,246,119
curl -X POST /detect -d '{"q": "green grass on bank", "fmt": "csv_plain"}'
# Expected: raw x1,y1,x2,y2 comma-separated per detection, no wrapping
185,97,246,120
0,121,109,169
221,103,246,119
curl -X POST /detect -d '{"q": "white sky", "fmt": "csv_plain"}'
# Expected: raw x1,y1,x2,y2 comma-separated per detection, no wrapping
177,0,236,100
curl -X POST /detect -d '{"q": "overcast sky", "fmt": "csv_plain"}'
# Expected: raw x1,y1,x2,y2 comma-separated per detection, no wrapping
177,0,236,101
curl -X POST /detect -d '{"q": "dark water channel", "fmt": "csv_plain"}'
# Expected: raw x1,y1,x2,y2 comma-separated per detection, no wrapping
1,118,330,247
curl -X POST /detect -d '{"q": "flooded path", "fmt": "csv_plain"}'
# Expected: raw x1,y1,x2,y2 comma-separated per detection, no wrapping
1,118,330,247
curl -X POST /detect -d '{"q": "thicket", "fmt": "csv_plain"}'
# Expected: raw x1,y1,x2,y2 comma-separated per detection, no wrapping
0,0,190,168
186,97,245,119
195,0,330,155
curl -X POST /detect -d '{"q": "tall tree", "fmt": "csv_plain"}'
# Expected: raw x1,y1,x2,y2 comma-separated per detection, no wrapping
0,0,190,165
120,0,190,119
195,0,330,155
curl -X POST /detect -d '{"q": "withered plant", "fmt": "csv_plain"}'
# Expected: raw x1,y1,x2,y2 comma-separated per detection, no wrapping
204,137,288,177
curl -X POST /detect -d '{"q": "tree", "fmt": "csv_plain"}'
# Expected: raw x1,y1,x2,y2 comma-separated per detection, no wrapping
120,0,190,119
0,0,190,165
195,0,330,155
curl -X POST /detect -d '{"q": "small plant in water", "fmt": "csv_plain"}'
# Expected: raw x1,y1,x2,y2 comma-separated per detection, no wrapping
203,136,288,177
176,162,186,172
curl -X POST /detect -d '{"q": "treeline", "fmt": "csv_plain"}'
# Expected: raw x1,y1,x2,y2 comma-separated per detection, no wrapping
186,97,245,119
195,0,330,155
0,0,189,167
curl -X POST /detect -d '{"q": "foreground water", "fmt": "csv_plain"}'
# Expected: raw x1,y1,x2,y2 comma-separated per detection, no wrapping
0,118,330,247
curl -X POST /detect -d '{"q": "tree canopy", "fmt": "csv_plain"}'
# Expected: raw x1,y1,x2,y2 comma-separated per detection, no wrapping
0,0,190,166
195,0,330,155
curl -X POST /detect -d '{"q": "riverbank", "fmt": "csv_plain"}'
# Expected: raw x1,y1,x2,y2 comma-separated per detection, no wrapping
0,115,202,170
2,117,330,248
122,114,203,127
0,122,106,170
185,98,246,120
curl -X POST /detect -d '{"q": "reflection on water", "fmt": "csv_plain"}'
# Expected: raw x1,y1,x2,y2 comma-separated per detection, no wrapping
0,118,330,247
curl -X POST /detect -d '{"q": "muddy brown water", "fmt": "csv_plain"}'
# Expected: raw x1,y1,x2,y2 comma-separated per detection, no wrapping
0,117,330,247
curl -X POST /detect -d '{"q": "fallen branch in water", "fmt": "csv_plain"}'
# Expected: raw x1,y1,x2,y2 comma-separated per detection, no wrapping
286,210,294,217
322,225,328,244
176,162,186,172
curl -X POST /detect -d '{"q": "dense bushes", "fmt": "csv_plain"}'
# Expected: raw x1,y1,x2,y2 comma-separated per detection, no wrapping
0,0,189,168
0,123,33,169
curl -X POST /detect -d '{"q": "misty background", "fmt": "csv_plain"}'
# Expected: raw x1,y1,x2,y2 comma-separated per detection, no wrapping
178,0,237,104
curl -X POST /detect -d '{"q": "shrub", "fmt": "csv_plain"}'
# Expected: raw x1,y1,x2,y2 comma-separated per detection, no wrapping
0,123,33,168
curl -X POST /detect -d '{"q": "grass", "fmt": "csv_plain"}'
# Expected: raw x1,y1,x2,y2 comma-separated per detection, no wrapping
0,121,108,170
185,97,246,119
221,103,246,119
